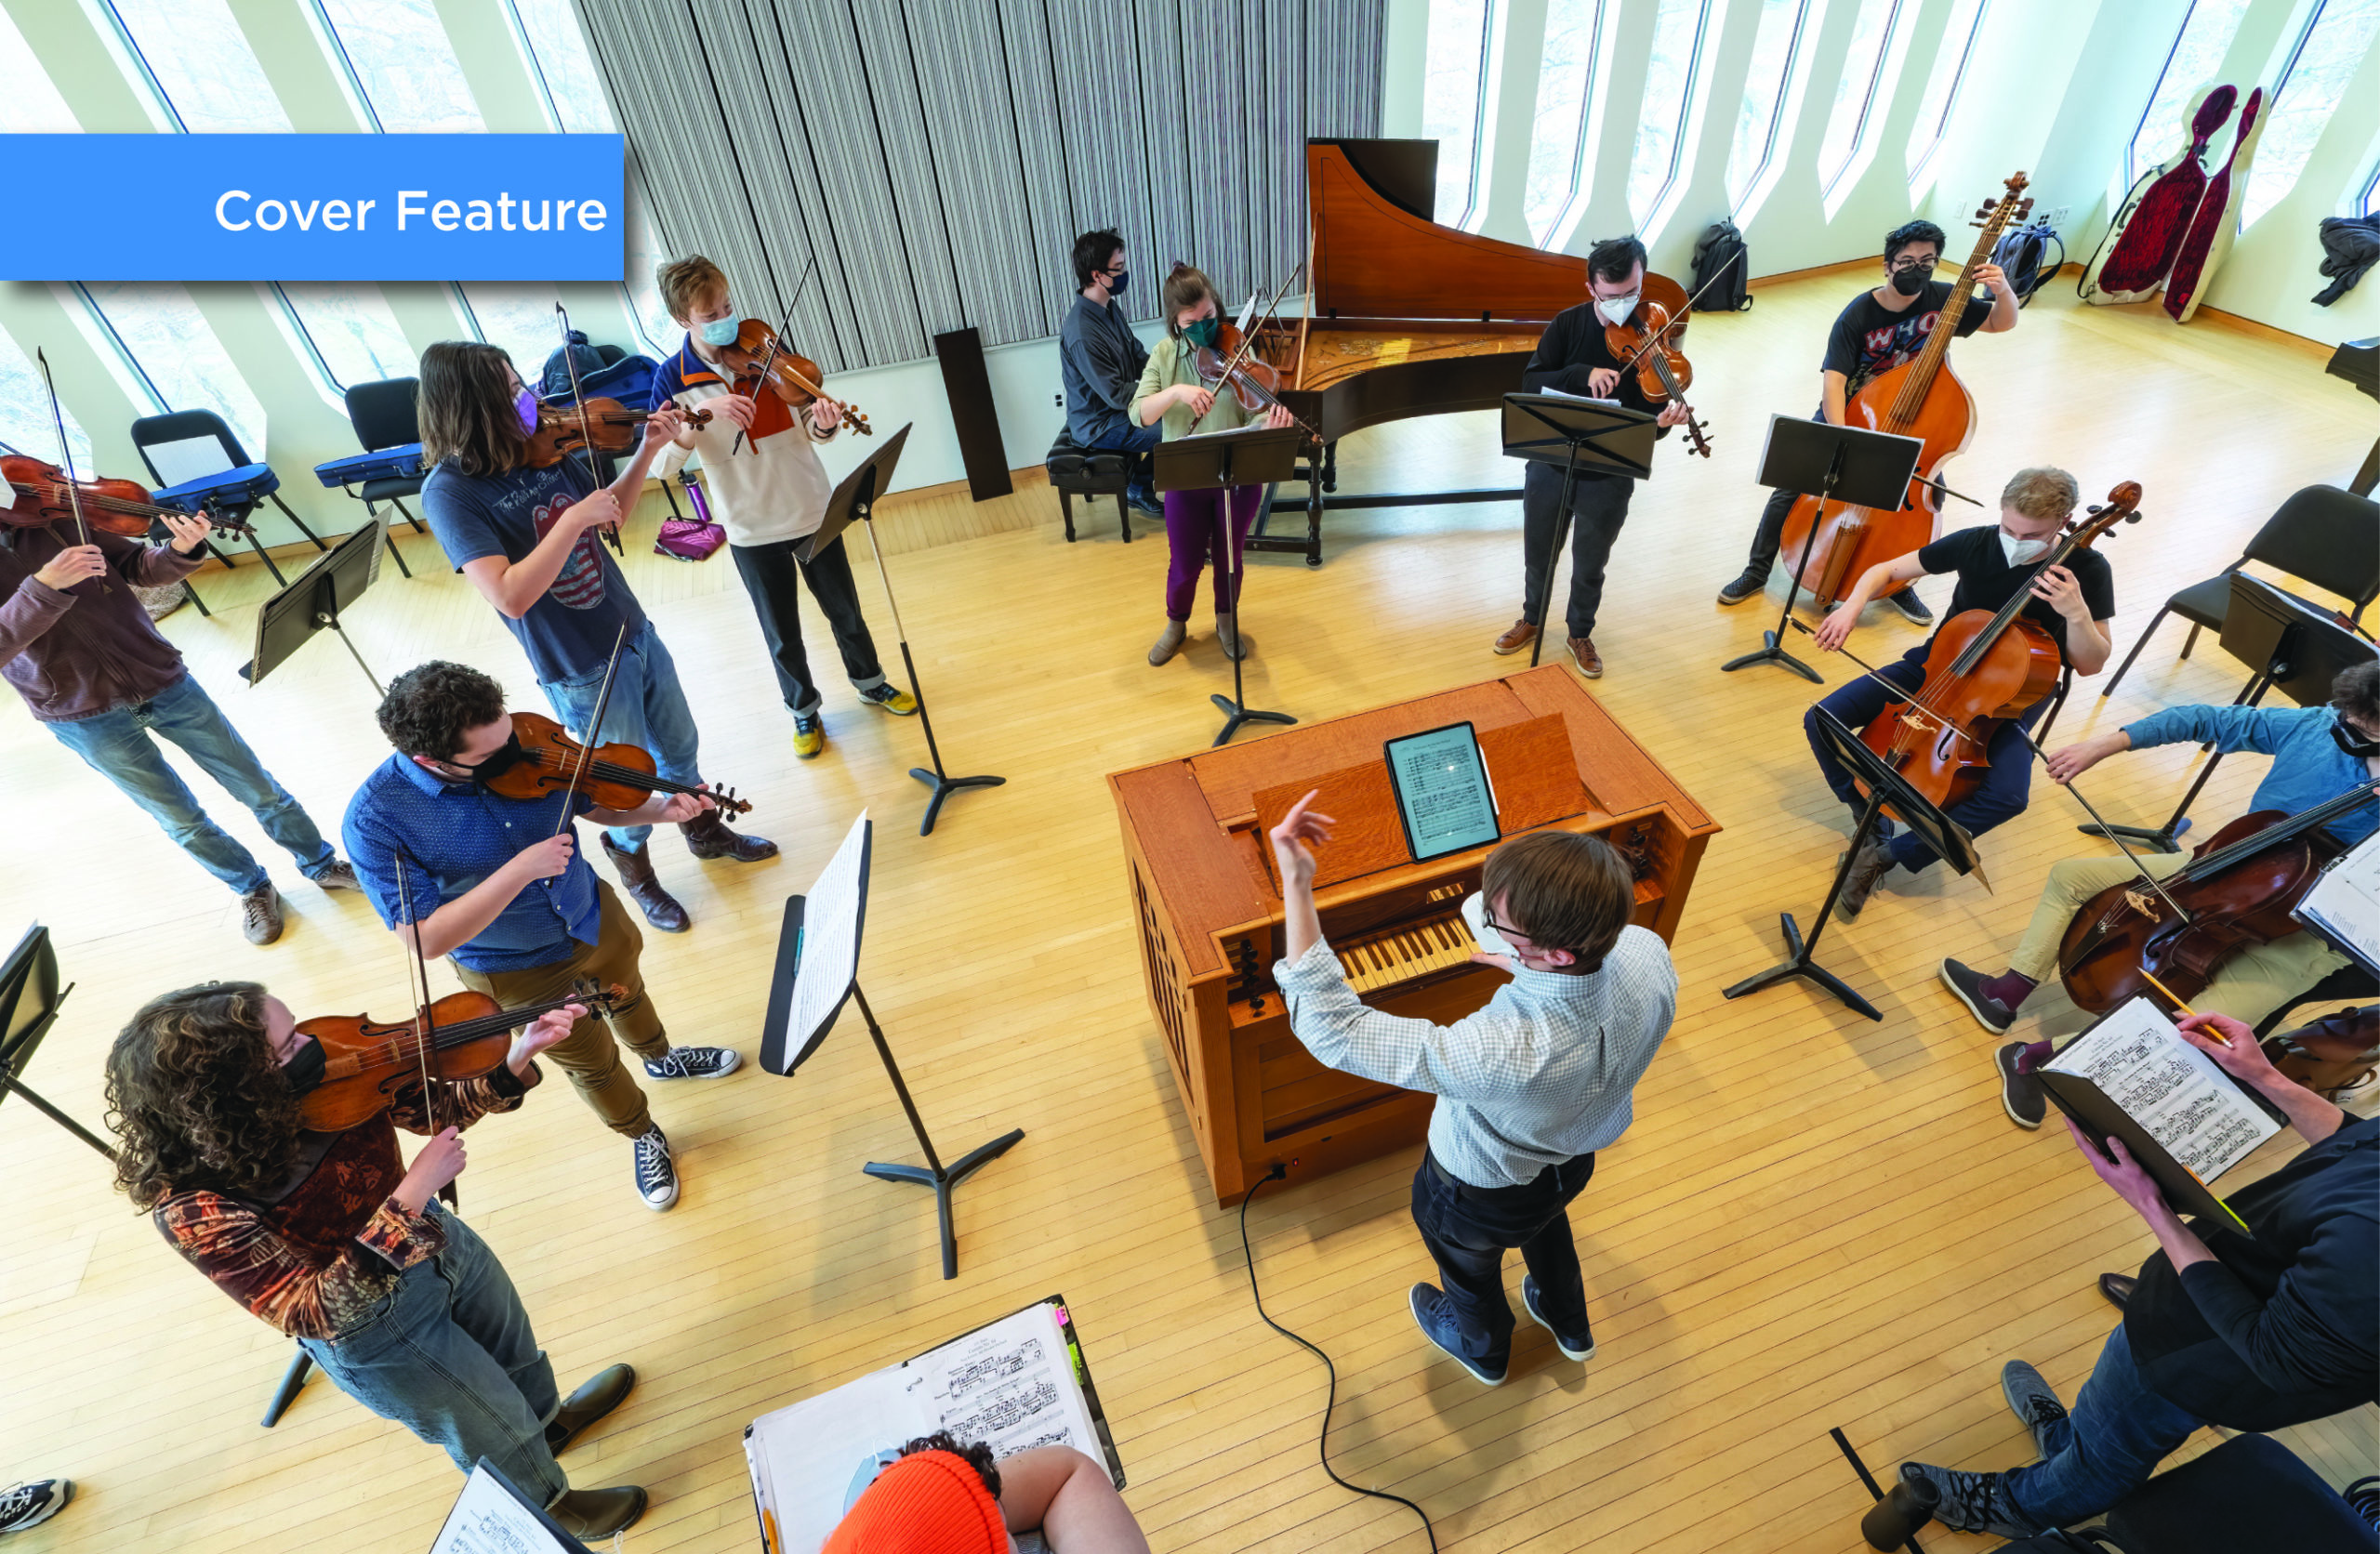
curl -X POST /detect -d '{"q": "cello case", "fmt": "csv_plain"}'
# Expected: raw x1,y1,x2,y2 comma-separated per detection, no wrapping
2165,86,2268,323
2082,85,2236,304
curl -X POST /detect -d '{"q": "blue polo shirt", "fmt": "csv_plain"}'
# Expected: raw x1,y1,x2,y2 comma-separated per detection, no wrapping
343,753,602,973
2122,704,2378,848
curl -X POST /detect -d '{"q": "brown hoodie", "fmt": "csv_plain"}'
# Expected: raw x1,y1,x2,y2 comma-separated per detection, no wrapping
0,522,206,722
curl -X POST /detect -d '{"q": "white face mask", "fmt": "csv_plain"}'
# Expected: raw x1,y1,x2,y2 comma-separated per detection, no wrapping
1595,294,1638,325
2000,530,2052,567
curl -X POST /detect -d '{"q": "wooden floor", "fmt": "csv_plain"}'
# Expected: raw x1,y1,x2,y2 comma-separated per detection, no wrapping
3,267,2373,1553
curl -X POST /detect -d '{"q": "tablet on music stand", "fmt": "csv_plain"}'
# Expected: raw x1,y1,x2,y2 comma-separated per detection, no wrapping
1383,722,1501,863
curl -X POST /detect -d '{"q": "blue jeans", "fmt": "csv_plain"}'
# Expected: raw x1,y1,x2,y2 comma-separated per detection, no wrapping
538,620,701,852
1085,418,1161,490
1409,1149,1597,1364
2003,1324,2205,1529
1805,642,2046,872
298,1207,567,1506
46,673,334,894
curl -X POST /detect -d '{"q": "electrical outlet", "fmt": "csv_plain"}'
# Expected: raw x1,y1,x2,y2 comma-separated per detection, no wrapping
1052,392,1064,408
2037,204,2071,230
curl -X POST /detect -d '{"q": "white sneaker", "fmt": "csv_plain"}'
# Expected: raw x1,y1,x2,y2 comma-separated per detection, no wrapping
632,1127,678,1211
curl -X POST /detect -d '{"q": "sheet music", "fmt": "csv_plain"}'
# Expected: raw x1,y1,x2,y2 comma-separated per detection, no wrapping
1536,387,1622,405
901,1302,1102,1461
2046,996,2279,1182
430,1464,573,1554
2294,830,2380,972
787,812,868,1053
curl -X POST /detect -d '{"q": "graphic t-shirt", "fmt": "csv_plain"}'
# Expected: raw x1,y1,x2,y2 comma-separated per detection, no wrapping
1821,279,1990,396
1914,523,2116,666
420,458,645,683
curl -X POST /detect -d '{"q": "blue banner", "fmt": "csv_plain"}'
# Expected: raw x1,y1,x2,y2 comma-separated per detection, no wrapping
0,135,626,282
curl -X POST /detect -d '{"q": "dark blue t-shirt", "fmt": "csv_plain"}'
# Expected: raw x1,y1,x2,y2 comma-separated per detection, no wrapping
420,459,645,684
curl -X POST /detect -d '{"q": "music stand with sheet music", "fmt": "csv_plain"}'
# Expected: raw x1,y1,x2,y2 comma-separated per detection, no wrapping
1498,393,1659,669
758,814,1023,1280
2082,572,2379,853
240,516,388,695
1721,415,1925,684
1152,423,1305,746
800,425,1004,836
0,925,110,1162
2292,830,2380,978
1724,707,1986,1020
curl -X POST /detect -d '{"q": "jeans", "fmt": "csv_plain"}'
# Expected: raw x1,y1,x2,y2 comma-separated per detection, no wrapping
1409,1148,1597,1363
46,672,334,894
729,533,887,716
298,1206,568,1507
1805,642,2045,872
1087,418,1162,492
1744,481,1800,574
2002,1324,2206,1529
1162,483,1265,621
1521,464,1633,639
538,619,702,852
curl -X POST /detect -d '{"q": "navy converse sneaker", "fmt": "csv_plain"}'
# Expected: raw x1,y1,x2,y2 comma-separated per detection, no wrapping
1522,1275,1595,1362
644,1046,741,1081
632,1126,679,1211
1408,1284,1506,1385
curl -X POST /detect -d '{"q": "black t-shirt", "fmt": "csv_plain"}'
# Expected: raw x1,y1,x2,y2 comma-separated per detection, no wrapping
1914,525,2115,664
1822,280,1989,395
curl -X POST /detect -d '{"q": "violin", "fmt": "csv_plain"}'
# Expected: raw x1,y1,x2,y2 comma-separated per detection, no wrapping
522,398,710,469
1855,483,2146,813
1192,321,1317,441
295,979,621,1131
2057,779,2380,1015
2,453,255,538
1604,273,1712,457
480,709,752,817
713,320,871,437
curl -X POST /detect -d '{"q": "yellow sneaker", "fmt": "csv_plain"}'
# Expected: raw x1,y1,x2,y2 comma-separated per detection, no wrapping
859,684,919,716
792,711,825,760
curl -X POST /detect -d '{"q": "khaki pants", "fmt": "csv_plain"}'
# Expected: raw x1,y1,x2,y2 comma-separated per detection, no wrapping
457,883,668,1138
2008,853,2348,1026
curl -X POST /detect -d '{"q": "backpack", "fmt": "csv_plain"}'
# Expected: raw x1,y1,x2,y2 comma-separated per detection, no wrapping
1690,220,1753,311
539,330,611,396
1992,218,2065,306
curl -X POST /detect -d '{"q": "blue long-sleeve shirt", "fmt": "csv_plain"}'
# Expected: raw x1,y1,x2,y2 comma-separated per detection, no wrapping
2121,703,2377,848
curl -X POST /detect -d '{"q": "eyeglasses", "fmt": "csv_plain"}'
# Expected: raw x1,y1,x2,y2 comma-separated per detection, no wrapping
1890,257,1938,274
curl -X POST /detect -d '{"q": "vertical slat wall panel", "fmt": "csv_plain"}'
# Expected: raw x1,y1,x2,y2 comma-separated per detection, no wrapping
573,0,1382,369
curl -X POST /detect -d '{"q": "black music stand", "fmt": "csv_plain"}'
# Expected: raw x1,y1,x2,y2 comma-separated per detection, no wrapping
2082,573,2379,852
800,425,1003,836
1721,416,1925,684
0,925,109,1162
1152,425,1305,746
1499,394,1659,669
239,517,387,694
1724,708,1985,1021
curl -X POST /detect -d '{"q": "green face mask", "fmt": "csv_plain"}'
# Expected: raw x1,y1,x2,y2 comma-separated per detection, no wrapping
1183,316,1220,349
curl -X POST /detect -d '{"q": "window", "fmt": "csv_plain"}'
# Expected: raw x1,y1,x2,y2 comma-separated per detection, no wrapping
1421,0,1496,226
0,7,79,133
100,0,291,133
77,283,268,455
1626,0,1715,230
623,179,678,353
1906,0,1990,181
1523,0,1608,248
458,285,571,382
1723,0,1816,216
277,284,416,391
314,0,484,132
1818,0,1914,210
0,331,95,473
2240,0,2380,228
507,0,613,134
2127,0,2254,189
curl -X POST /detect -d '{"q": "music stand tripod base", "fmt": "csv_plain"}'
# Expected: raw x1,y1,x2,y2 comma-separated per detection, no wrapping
1722,908,1883,1021
909,764,1007,836
1211,694,1296,749
1722,626,1824,685
853,986,1024,1280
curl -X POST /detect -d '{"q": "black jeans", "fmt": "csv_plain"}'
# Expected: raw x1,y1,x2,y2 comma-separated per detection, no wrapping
729,533,886,716
1521,463,1634,639
1745,482,1799,574
1410,1148,1597,1362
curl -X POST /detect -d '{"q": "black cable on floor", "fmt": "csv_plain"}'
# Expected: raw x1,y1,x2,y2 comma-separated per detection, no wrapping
1238,1168,1438,1552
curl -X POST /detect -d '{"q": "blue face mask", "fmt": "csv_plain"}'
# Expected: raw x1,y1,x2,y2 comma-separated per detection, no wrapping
1107,269,1130,297
1183,315,1220,349
512,387,539,435
698,314,740,348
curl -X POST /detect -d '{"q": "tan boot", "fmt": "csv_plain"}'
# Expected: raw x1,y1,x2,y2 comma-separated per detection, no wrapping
1148,619,1187,665
1216,613,1252,660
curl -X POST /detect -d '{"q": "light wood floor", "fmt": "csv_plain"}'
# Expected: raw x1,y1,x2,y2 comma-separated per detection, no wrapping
3,267,2373,1553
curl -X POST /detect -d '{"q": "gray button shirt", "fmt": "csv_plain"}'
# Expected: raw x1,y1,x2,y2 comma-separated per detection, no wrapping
1060,293,1149,445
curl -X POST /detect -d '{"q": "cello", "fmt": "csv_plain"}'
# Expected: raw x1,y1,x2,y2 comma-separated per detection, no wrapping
1778,173,2034,610
1855,482,2146,811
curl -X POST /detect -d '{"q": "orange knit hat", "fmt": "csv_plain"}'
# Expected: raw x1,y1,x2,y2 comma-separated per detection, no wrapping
822,1449,1008,1554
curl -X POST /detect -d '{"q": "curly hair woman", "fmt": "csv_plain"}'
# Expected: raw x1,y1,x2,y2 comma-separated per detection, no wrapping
105,981,647,1539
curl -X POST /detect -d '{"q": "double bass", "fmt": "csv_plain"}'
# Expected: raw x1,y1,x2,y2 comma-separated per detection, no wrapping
1778,173,2035,610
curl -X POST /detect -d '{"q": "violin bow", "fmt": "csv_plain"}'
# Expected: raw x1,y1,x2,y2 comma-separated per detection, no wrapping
33,349,107,593
390,845,458,1206
552,302,622,556
733,256,829,454
1188,265,1319,441
553,624,629,840
1611,262,1736,380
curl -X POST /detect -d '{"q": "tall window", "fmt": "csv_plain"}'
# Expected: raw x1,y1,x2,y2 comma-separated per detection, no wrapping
77,283,268,455
0,7,80,133
459,286,571,382
1723,0,1816,216
1626,0,1714,230
623,179,678,353
277,284,416,391
2241,0,2380,227
1817,0,1912,209
1906,0,1990,181
507,0,614,134
2127,0,2254,188
315,0,484,132
102,0,291,133
1524,0,1607,248
0,331,95,473
1421,0,1496,226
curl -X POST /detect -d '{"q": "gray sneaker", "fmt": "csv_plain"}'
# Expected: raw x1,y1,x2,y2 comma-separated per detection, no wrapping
1831,837,1897,922
311,859,362,891
240,882,284,945
1895,1462,2037,1539
2001,1359,2070,1460
1884,587,1934,625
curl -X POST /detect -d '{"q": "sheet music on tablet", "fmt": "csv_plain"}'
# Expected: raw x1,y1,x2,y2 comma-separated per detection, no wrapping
2043,996,2280,1182
2294,831,2380,974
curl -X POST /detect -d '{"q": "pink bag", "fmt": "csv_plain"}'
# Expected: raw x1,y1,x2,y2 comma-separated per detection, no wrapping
653,472,725,561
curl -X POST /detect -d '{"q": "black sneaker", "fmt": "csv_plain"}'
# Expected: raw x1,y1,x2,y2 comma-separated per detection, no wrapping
644,1046,741,1081
632,1126,679,1211
1715,566,1768,605
2001,1360,2069,1459
1522,1275,1594,1361
1884,587,1934,625
1895,1462,2036,1539
1940,958,2016,1034
1126,484,1165,518
1995,1041,2047,1129
1408,1283,1506,1385
0,1479,71,1534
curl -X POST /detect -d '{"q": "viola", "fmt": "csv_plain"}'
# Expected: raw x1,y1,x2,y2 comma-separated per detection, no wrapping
2,453,255,539
1603,273,1712,457
1856,482,2146,813
1191,321,1318,440
295,979,621,1132
1778,172,2034,610
522,397,710,469
713,319,871,436
2057,779,2380,1015
480,708,752,817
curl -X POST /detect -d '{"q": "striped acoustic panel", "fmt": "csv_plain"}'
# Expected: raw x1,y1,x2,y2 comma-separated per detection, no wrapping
574,0,1383,373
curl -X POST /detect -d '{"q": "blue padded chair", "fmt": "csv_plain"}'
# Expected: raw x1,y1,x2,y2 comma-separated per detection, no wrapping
132,410,325,587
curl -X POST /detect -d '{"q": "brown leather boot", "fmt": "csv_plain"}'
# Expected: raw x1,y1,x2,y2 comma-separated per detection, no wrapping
546,1485,648,1539
681,809,777,863
602,835,690,933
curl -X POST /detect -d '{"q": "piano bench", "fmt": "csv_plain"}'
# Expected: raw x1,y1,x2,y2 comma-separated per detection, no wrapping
1046,440,1135,544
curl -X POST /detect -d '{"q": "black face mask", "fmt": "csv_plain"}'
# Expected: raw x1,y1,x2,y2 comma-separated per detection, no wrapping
2333,717,2380,759
449,731,527,786
1888,261,1936,296
281,1034,326,1095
